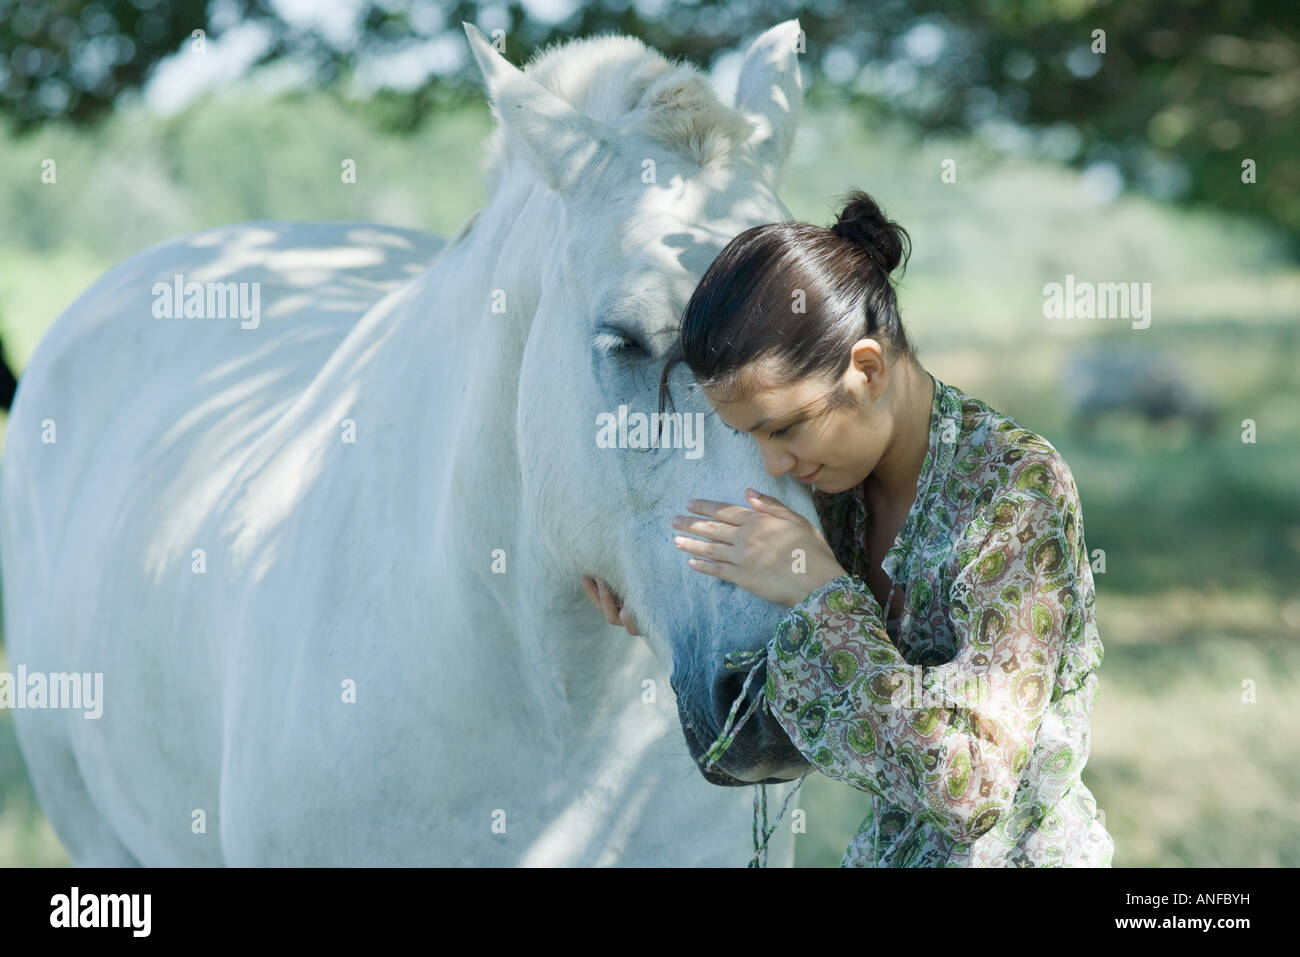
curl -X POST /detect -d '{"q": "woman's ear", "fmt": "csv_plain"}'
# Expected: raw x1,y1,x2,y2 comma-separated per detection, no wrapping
850,338,885,377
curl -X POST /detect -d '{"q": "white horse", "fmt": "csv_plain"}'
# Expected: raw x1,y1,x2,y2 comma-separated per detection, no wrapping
1,20,819,865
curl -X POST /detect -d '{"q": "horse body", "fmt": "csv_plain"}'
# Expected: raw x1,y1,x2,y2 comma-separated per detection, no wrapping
2,21,815,865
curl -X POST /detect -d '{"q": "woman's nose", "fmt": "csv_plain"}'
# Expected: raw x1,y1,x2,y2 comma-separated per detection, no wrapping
760,444,795,477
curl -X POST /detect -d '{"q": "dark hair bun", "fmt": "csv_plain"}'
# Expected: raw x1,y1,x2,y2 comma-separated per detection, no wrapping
829,188,911,276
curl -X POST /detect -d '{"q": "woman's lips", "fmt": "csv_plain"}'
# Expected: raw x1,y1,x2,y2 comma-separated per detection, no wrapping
795,465,822,483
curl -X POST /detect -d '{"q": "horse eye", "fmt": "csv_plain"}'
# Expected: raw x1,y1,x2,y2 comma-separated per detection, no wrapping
593,326,646,356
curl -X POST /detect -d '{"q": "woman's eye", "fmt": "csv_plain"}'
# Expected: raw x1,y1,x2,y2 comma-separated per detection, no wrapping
727,424,792,439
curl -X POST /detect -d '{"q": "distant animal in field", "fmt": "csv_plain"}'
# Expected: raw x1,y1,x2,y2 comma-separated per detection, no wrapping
1063,350,1219,439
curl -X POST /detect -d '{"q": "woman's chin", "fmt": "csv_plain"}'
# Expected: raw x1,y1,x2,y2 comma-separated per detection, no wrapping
809,472,839,492
811,471,862,495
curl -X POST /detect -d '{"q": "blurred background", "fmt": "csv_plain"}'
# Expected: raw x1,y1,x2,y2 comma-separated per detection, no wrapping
0,0,1297,867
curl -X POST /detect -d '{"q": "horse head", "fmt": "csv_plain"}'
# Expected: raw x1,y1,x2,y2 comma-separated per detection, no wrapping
465,20,815,786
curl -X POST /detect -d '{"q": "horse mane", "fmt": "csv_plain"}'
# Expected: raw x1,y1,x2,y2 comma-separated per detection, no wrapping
480,31,757,195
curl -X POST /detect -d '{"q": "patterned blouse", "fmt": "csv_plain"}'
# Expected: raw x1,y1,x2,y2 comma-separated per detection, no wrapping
762,375,1115,867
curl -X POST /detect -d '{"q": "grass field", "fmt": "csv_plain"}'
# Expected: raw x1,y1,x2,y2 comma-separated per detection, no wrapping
1,88,1297,867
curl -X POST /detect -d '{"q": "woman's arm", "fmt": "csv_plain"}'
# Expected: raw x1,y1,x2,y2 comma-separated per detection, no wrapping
763,455,1087,846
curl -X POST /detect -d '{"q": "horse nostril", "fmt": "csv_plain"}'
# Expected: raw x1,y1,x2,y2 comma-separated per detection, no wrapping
710,668,755,731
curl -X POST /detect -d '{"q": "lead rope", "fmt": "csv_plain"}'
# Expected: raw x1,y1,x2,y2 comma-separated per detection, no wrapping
700,648,767,770
748,774,808,867
702,647,810,867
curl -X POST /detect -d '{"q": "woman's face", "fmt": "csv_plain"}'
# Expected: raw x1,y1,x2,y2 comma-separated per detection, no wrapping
707,341,901,495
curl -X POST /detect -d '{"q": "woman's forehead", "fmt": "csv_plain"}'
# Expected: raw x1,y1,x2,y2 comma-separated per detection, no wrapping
708,376,831,423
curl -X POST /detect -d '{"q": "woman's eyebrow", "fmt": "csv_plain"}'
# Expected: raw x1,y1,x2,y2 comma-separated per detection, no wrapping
746,395,831,433
746,410,806,433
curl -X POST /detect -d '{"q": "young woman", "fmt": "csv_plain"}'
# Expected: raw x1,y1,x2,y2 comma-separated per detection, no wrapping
582,189,1114,867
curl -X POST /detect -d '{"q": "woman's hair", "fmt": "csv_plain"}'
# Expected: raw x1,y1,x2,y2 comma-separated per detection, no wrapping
657,188,914,417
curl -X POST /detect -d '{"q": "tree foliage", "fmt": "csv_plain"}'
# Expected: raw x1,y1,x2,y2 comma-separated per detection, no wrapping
2,0,1295,240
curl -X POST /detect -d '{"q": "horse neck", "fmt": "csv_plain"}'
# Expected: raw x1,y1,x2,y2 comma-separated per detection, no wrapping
415,174,644,708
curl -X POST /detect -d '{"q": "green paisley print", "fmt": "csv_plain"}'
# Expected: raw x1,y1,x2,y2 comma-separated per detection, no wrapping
765,376,1115,867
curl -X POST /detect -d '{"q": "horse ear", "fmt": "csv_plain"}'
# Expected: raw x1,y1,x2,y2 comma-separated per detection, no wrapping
734,19,805,188
462,22,621,199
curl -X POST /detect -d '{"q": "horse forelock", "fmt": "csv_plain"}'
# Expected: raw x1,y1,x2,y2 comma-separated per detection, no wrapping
481,32,757,196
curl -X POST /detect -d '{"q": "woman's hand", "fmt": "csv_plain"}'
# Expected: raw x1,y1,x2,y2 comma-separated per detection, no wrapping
671,487,847,607
581,575,640,635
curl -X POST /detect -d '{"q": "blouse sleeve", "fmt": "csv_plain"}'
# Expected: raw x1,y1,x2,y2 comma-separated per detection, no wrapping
763,459,1085,845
